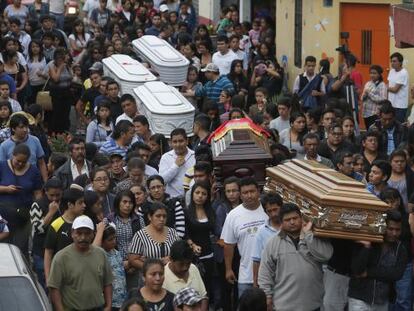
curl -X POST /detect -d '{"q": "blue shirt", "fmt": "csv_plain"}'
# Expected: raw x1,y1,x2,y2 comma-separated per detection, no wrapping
0,134,45,165
99,138,128,159
252,219,280,262
0,161,43,208
195,75,235,104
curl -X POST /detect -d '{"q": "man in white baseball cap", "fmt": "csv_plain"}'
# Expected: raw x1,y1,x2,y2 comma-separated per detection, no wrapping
48,215,113,311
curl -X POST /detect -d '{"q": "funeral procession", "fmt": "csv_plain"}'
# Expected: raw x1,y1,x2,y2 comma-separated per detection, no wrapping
1,0,414,311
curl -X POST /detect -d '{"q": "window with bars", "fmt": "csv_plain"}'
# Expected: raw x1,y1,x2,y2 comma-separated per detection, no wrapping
294,0,303,68
361,30,372,65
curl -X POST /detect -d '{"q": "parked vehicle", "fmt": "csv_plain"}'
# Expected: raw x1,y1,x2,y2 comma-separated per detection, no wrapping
0,244,51,311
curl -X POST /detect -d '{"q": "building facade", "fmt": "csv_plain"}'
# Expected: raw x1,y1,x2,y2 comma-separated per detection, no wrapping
276,0,414,89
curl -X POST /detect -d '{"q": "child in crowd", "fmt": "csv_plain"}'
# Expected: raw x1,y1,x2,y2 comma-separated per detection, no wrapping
0,101,12,129
219,89,233,123
216,7,232,36
249,87,268,118
0,81,21,112
204,101,221,132
249,19,261,48
41,32,56,63
101,224,128,311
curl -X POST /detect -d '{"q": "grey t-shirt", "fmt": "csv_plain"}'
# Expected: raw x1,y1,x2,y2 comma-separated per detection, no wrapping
48,244,113,310
269,117,290,134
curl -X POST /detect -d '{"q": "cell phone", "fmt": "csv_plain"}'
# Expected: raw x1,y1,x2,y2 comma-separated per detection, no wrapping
15,186,23,190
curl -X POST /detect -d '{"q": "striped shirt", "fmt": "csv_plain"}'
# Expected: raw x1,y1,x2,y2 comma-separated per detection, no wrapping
129,227,180,259
99,138,128,159
194,75,235,104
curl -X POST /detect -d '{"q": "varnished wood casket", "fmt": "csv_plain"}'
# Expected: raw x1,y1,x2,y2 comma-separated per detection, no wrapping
210,118,272,189
264,159,391,242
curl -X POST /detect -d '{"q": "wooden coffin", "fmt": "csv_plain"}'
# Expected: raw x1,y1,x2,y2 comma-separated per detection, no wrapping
264,159,391,242
211,119,272,189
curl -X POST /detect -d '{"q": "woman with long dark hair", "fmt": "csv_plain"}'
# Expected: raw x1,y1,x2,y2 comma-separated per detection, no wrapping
185,181,215,300
47,47,73,133
86,100,114,147
68,19,91,63
279,112,307,158
361,64,387,129
3,49,28,105
148,133,169,170
252,42,276,68
26,39,48,105
227,59,248,96
108,190,142,261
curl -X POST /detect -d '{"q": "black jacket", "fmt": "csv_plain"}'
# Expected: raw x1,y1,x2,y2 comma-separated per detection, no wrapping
348,241,407,305
369,121,407,155
53,159,92,190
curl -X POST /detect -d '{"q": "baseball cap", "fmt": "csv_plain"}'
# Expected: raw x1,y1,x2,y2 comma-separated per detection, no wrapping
201,63,219,73
109,151,123,159
159,4,169,12
89,62,103,72
173,287,204,307
72,215,94,230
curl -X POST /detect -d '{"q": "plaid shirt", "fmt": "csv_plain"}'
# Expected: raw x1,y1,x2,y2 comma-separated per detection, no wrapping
114,216,134,260
362,81,387,118
0,128,11,143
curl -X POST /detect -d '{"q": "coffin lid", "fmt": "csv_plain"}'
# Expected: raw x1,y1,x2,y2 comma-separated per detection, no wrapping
102,55,157,81
133,36,190,65
212,126,272,162
266,159,389,210
133,81,195,114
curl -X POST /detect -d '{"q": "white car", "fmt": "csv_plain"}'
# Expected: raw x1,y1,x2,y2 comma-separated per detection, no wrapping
0,244,51,311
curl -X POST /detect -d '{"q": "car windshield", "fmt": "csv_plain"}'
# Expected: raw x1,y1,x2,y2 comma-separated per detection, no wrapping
0,277,45,311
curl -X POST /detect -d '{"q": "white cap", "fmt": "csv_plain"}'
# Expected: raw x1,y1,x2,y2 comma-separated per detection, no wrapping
159,4,169,12
72,215,94,230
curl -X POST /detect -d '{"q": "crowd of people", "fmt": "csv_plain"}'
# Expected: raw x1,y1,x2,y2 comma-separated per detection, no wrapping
0,0,414,311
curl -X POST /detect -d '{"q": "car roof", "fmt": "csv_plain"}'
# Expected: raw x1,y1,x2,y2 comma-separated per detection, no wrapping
0,244,28,277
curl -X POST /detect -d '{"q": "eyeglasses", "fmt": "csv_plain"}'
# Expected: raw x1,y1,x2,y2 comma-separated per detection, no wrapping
330,132,343,136
94,177,109,182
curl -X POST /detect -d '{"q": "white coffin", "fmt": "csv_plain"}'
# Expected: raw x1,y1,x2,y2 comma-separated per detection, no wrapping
132,36,190,86
133,81,195,137
102,54,157,95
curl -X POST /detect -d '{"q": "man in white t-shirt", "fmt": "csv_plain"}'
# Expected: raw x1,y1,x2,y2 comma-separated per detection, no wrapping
269,98,291,133
388,52,409,123
229,34,248,72
221,177,268,298
49,0,66,30
212,35,238,76
82,0,101,19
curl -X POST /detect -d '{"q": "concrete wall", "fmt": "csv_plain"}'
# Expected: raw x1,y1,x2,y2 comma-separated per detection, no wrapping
276,0,414,89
